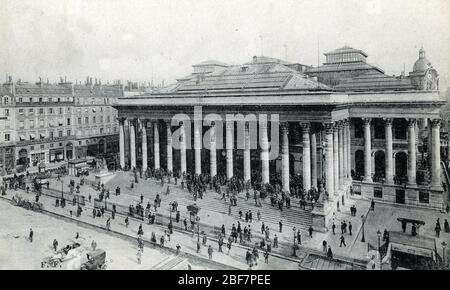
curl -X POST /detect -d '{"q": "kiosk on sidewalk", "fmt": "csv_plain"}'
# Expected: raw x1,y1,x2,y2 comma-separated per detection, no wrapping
388,231,437,270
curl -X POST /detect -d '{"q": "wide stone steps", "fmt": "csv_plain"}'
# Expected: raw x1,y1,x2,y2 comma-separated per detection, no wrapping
152,255,186,270
154,185,313,230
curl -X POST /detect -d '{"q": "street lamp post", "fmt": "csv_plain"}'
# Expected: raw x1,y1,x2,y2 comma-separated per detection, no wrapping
361,214,365,242
442,241,447,269
196,216,201,244
377,229,382,269
61,180,64,199
292,227,297,257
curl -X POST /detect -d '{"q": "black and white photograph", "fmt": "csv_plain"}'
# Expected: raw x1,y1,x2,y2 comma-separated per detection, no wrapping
0,0,449,274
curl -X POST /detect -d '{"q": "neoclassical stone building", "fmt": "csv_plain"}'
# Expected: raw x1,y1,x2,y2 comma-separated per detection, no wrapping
114,48,446,229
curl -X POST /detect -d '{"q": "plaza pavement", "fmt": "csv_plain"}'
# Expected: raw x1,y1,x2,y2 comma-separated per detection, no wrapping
2,189,300,270
16,170,449,269
43,171,371,265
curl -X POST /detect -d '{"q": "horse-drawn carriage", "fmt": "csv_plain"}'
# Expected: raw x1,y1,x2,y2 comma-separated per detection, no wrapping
11,194,43,211
41,242,81,268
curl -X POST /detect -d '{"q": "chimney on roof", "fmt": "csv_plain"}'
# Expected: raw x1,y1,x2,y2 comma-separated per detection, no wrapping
253,56,257,64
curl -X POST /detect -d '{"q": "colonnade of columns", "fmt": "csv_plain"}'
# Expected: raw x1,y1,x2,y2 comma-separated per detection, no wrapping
361,117,441,188
118,117,355,198
118,116,442,196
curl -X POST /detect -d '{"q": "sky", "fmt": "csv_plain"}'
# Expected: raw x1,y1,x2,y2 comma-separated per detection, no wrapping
0,0,449,90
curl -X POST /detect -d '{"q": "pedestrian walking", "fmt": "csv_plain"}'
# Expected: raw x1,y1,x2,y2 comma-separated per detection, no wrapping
332,222,336,235
208,245,213,260
327,246,333,260
349,222,352,236
53,239,58,251
176,244,181,255
257,210,261,221
297,230,301,245
308,226,313,238
91,240,97,251
29,228,33,243
136,248,142,264
339,235,346,247
371,199,375,211
279,220,283,233
264,250,269,264
125,216,129,228
273,234,278,248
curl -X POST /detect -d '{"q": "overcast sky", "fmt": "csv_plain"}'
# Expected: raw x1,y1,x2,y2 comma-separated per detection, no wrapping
1,0,449,90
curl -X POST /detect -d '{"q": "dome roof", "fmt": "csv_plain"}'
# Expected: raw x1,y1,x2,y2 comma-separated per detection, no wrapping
413,47,432,73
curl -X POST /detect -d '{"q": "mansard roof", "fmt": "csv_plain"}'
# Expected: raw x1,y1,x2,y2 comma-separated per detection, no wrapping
334,71,415,92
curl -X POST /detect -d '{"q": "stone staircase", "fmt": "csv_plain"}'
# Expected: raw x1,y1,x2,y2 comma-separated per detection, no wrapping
151,255,187,270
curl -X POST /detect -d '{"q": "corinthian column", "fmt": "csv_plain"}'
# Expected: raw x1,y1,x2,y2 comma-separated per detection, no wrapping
226,120,234,179
338,122,344,189
243,122,251,182
346,121,352,179
119,118,125,169
363,118,372,182
385,118,394,184
194,120,202,175
153,121,160,170
140,119,148,171
302,123,311,191
325,123,334,199
343,120,348,181
166,121,173,175
407,119,417,185
129,119,136,169
311,132,318,189
431,119,442,189
333,124,339,193
260,120,270,184
210,122,217,178
281,122,290,192
180,122,187,175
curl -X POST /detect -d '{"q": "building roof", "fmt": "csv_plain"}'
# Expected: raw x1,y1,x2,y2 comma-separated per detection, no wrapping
413,48,433,73
334,71,415,92
306,61,384,74
167,60,332,93
324,46,368,57
74,84,122,98
14,82,73,95
193,60,229,67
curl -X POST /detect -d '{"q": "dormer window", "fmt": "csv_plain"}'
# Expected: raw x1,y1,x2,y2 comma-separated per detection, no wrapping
241,66,249,72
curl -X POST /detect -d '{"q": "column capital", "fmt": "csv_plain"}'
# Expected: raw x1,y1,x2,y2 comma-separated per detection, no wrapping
384,118,393,126
300,122,310,132
117,117,126,124
334,120,344,129
226,120,234,128
407,118,417,127
431,119,441,128
163,119,172,125
342,119,350,127
323,122,334,133
362,118,371,125
280,122,289,132
138,118,147,126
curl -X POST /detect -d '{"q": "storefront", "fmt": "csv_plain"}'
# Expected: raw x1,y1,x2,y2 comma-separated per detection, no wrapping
49,148,65,163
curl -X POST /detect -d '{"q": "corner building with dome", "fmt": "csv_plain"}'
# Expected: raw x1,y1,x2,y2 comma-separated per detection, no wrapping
114,47,446,231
